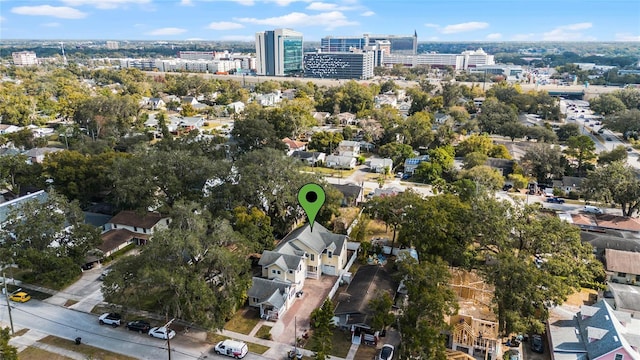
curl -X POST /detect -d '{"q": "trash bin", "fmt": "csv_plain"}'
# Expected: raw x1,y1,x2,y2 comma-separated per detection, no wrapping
75,337,81,345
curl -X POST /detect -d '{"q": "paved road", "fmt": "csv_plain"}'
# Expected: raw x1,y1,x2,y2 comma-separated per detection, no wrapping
1,299,269,360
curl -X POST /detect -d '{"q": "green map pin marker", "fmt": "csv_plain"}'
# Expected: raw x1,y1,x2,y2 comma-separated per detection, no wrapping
298,183,326,231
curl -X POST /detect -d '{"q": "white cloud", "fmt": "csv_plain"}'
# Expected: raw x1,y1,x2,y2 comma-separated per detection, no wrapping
543,22,593,41
267,0,310,5
424,23,439,28
11,5,87,19
180,0,194,5
0,16,5,23
615,33,640,41
233,0,255,5
42,22,61,27
146,27,187,35
186,37,204,41
61,0,151,9
306,2,355,11
441,21,489,34
221,34,255,41
486,33,502,40
360,10,374,16
207,21,244,30
236,11,357,29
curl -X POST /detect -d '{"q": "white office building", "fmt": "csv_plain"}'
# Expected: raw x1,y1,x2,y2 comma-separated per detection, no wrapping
12,51,38,66
255,28,303,76
106,41,119,50
382,48,494,70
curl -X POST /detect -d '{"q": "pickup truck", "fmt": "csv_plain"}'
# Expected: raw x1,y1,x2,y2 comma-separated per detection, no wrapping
99,313,122,327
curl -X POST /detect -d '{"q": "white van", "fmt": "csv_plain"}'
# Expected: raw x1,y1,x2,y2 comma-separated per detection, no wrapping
214,340,248,359
584,205,604,215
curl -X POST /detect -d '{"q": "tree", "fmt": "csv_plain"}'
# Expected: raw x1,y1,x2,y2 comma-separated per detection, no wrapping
521,144,567,183
555,123,581,141
396,111,434,148
463,152,488,170
396,257,458,360
597,145,628,165
0,192,100,288
456,134,494,157
604,109,640,136
590,93,627,115
477,98,518,134
0,327,18,360
369,291,395,331
308,131,343,154
230,116,286,154
103,209,252,330
179,102,197,117
582,161,640,216
0,154,39,194
564,135,597,177
458,165,505,191
309,299,335,360
232,206,275,252
473,197,604,335
498,122,527,141
364,190,422,247
611,88,640,110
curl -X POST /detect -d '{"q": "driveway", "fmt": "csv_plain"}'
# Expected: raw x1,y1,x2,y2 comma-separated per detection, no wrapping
271,275,337,344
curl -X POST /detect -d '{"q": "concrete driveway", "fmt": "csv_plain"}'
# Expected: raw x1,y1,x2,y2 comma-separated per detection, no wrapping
271,275,338,344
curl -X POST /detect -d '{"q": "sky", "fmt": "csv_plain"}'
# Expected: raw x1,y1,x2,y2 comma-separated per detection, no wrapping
1,0,639,42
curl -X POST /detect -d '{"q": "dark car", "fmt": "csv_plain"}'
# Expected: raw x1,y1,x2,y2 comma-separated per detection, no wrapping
606,137,612,141
126,320,151,333
531,334,544,353
546,197,565,204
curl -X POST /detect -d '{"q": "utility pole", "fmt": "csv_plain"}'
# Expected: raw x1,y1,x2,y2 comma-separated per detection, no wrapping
3,272,15,335
164,318,175,360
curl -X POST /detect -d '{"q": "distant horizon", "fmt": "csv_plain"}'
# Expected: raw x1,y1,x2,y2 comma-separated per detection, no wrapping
1,0,639,42
4,39,640,44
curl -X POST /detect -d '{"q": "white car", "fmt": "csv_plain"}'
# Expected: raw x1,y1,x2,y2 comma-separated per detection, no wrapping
378,344,394,360
98,313,121,327
148,326,176,340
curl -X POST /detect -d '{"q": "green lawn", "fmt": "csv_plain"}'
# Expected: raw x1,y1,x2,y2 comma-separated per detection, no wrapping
255,325,272,340
6,284,52,301
302,166,356,178
224,308,260,335
38,336,137,360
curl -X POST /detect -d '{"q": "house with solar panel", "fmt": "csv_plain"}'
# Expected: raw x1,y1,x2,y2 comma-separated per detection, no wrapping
403,155,429,175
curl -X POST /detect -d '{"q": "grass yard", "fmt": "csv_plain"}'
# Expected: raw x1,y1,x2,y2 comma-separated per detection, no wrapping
224,307,260,335
63,299,78,307
255,325,272,340
6,284,52,301
366,220,394,241
302,166,356,178
38,336,137,360
337,207,361,228
19,346,74,360
355,343,378,360
329,329,353,358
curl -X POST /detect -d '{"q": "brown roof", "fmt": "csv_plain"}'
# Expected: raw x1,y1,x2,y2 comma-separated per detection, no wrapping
109,210,166,229
98,229,147,253
571,213,640,232
605,249,640,275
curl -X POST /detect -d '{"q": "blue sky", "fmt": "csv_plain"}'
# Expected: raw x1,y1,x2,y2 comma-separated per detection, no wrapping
1,0,639,41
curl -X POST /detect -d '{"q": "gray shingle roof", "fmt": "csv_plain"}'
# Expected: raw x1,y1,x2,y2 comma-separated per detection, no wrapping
275,223,347,257
247,277,291,308
258,250,303,271
578,300,637,359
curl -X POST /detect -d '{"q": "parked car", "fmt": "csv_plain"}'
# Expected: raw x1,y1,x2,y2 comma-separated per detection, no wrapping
584,205,604,215
606,137,612,141
546,197,565,204
149,326,176,340
509,349,521,360
288,347,303,359
9,291,31,303
126,320,151,333
214,339,248,358
531,334,544,353
81,262,94,270
628,147,634,152
99,269,112,281
378,344,394,360
502,184,513,191
98,313,122,327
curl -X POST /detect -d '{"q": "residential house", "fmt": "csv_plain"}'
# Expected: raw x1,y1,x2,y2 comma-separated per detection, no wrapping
99,211,171,256
337,140,360,156
0,190,48,229
552,176,586,194
281,89,297,100
374,94,398,108
23,147,64,164
606,249,640,285
148,98,166,110
182,96,199,106
547,300,640,360
331,183,363,207
336,112,357,126
275,223,349,278
403,155,429,175
334,265,397,344
373,187,403,197
359,141,375,153
473,97,485,107
434,112,452,125
0,124,20,135
177,116,205,132
325,155,356,170
366,158,393,173
247,277,296,321
227,101,245,114
258,250,306,291
254,92,282,107
485,158,515,177
282,137,307,156
312,111,330,125
398,101,411,116
291,151,325,166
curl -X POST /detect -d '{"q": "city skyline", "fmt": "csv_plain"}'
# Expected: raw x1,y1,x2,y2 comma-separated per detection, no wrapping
1,0,639,42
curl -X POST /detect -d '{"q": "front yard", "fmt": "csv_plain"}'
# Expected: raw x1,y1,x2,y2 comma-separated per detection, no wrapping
223,307,260,335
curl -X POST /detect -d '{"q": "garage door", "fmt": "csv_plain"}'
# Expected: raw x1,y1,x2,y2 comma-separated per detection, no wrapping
323,265,336,275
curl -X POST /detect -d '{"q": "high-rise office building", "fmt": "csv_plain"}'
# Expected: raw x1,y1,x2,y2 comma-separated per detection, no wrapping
106,41,119,50
320,32,417,55
304,51,375,80
255,28,303,76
